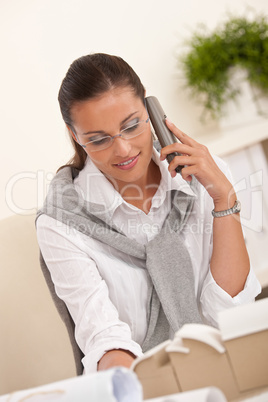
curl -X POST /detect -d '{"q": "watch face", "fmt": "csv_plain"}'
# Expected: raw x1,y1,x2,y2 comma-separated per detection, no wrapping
234,200,241,213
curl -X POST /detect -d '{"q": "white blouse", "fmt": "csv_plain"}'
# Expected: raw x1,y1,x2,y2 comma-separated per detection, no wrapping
36,149,261,373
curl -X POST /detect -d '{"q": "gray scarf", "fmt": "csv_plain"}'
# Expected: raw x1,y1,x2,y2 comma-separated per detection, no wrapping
36,165,202,373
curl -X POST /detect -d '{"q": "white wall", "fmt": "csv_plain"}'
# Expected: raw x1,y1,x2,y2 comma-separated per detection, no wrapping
1,0,268,219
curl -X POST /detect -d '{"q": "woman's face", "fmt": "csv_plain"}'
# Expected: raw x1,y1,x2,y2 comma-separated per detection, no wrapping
70,87,154,190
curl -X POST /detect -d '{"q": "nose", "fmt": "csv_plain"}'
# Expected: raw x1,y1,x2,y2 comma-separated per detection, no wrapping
113,135,132,157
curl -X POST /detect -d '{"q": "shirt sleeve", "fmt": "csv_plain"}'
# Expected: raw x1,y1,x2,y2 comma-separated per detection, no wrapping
36,214,143,373
200,264,261,327
198,155,262,327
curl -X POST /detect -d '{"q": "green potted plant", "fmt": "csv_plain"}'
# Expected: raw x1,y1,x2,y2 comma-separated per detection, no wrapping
180,13,268,120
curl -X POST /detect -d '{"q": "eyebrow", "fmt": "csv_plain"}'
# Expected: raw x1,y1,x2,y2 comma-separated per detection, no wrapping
81,111,139,136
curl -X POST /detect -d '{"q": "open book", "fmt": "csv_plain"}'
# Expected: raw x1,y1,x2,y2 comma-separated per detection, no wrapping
131,298,268,401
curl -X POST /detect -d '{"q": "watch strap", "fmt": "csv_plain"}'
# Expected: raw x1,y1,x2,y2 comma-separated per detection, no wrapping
212,200,241,218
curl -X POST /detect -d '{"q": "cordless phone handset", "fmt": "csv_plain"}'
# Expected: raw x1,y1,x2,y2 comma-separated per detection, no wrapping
145,96,183,173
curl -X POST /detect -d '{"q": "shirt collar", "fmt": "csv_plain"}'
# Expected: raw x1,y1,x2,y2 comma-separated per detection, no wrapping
74,148,196,220
151,147,196,199
73,157,122,219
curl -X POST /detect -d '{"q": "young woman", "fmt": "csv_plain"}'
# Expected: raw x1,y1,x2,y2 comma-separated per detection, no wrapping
36,53,261,373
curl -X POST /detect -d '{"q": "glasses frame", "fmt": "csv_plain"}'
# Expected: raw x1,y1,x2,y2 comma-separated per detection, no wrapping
72,114,150,152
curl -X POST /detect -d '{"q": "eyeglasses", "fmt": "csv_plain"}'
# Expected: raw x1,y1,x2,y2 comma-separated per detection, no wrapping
74,117,150,152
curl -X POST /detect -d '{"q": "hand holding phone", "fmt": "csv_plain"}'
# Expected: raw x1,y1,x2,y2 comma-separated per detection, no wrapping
145,96,183,173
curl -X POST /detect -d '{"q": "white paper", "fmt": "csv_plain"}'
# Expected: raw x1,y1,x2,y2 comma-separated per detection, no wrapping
218,298,268,341
0,367,142,402
240,390,268,402
144,387,227,402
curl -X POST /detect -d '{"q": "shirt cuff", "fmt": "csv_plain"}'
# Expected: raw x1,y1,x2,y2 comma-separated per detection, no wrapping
82,340,143,374
200,266,262,327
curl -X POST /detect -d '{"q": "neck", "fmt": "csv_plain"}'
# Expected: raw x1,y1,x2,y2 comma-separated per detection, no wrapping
108,159,161,214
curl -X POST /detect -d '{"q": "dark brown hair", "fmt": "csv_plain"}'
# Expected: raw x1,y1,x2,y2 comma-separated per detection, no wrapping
58,53,146,170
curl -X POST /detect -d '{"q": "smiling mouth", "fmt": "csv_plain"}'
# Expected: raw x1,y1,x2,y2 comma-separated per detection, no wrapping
114,153,140,167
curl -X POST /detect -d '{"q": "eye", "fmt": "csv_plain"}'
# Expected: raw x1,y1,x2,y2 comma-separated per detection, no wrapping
122,118,140,134
85,135,110,146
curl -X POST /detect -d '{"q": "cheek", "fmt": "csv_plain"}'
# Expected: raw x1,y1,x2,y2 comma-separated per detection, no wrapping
137,129,153,147
144,131,154,150
88,155,104,166
87,150,113,168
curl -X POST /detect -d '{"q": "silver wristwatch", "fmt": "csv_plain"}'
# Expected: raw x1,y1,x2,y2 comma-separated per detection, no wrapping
212,200,241,218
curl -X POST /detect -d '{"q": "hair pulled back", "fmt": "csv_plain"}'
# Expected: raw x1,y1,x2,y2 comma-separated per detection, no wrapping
58,53,146,170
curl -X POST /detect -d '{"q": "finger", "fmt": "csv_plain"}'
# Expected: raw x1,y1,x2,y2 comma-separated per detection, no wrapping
168,154,199,180
160,143,196,160
165,118,202,148
180,165,199,182
165,118,196,145
170,165,193,181
167,155,198,173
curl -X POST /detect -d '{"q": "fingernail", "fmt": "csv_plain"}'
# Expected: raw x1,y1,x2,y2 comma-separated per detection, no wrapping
165,117,173,124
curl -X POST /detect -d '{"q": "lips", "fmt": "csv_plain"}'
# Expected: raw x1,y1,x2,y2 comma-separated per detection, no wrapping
114,153,140,170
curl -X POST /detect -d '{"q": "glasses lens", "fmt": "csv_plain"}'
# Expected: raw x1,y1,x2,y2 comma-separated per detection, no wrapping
84,135,112,151
83,119,148,151
121,121,147,139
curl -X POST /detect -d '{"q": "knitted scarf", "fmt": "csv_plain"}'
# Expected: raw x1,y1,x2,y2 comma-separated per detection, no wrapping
36,165,202,373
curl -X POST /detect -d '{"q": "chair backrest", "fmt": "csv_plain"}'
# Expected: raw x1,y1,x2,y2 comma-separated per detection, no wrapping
0,214,76,395
39,252,84,375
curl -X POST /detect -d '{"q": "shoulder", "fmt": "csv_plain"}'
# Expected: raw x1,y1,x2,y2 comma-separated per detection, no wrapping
36,214,69,236
36,213,88,255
